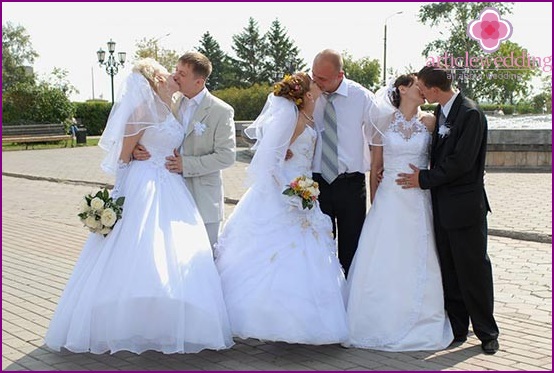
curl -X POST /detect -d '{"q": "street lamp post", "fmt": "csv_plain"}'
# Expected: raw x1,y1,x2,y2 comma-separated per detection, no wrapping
383,11,403,85
97,39,126,105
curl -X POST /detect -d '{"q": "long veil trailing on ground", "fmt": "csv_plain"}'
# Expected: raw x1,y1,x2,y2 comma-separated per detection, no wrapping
98,72,170,175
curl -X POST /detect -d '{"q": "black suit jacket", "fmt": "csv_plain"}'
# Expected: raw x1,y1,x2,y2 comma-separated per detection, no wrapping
419,93,491,229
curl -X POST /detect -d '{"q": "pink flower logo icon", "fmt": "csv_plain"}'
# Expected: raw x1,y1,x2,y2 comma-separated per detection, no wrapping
467,7,513,53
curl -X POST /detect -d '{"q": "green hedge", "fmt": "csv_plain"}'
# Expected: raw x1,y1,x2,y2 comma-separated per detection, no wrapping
74,101,113,136
213,83,272,121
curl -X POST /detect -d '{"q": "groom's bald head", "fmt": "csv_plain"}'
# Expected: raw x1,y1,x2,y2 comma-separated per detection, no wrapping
312,49,344,93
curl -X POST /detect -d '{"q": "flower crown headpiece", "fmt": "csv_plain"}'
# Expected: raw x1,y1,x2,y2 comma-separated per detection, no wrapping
273,74,305,107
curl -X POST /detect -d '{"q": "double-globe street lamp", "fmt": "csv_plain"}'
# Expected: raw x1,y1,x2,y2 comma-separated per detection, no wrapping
97,39,126,104
383,11,403,85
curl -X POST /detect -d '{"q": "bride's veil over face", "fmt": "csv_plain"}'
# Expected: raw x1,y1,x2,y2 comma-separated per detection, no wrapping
243,94,298,187
98,72,171,174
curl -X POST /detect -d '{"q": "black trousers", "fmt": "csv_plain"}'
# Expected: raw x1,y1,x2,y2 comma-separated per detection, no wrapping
434,215,500,342
313,172,366,277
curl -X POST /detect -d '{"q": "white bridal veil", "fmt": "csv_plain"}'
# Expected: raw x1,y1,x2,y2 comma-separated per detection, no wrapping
244,94,298,188
98,72,171,175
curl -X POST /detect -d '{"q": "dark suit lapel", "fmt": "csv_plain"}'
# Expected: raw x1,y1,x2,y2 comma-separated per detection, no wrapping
435,93,463,150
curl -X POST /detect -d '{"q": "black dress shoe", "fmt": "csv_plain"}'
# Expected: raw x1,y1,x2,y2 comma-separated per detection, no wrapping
481,339,499,354
453,335,467,343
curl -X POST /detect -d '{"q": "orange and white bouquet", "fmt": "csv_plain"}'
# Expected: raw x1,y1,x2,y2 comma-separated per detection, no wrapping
282,175,320,210
78,188,125,236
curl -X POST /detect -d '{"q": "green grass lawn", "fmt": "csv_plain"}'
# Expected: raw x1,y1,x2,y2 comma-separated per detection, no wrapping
2,137,100,151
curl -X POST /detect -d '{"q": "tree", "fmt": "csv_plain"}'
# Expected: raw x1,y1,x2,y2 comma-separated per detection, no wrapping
43,67,79,97
134,36,179,72
418,2,514,99
196,31,235,90
475,41,538,104
264,19,306,82
343,52,381,91
2,22,38,92
231,17,268,85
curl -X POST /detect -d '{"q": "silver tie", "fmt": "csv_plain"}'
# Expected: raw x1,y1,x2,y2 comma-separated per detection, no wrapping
321,93,339,184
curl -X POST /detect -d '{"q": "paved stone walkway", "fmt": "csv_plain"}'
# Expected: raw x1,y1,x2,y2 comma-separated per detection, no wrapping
2,146,552,371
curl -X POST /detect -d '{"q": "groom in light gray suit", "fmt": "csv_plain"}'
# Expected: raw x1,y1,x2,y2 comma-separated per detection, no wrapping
134,52,236,247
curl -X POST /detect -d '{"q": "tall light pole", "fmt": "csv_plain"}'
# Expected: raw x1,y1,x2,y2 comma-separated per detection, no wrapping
153,32,171,60
383,11,403,85
97,39,126,105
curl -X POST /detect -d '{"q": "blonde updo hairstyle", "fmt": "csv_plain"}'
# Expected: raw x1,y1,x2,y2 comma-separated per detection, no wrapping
132,58,169,94
273,72,312,110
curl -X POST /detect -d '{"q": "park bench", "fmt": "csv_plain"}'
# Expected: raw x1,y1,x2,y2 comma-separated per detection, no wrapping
2,124,71,149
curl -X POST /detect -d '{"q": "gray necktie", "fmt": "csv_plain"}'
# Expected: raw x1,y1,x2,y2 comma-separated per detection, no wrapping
438,110,447,127
321,93,339,184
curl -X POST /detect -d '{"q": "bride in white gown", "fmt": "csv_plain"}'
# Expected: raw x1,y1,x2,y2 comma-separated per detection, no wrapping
346,74,453,351
45,58,233,354
215,73,348,344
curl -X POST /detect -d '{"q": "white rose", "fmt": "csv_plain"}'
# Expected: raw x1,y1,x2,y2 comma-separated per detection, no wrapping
100,208,117,227
85,215,101,230
90,197,105,210
307,186,320,197
298,180,308,189
305,178,314,187
79,198,90,213
99,227,112,235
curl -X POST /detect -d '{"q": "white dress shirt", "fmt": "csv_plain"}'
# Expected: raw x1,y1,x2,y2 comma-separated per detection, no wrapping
180,87,208,130
312,78,377,174
441,91,459,118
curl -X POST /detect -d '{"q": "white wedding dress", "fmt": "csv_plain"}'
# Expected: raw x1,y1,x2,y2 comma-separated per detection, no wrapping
215,124,348,344
45,114,233,354
346,111,453,351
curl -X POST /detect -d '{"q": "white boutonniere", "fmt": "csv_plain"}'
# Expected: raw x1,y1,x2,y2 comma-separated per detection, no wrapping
438,124,451,138
193,122,207,136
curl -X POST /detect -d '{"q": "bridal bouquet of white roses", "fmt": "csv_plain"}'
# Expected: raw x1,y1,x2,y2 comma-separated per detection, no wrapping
282,175,320,210
78,188,125,236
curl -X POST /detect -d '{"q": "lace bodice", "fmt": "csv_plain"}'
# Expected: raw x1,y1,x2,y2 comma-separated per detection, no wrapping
283,125,317,181
383,111,431,175
138,113,185,168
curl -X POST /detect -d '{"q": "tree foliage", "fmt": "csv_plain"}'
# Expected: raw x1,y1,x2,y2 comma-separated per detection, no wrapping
2,22,38,92
264,19,306,81
134,36,179,72
231,17,268,85
196,31,235,90
418,2,521,101
343,52,381,91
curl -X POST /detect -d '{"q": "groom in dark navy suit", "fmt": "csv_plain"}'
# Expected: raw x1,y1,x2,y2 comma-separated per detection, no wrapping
396,65,499,354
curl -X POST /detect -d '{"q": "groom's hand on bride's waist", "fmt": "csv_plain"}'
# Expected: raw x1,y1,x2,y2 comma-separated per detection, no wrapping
395,164,420,189
165,148,183,174
132,144,151,161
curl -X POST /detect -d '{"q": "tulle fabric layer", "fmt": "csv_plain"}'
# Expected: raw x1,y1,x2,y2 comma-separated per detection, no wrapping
45,162,233,354
215,184,348,345
346,173,453,351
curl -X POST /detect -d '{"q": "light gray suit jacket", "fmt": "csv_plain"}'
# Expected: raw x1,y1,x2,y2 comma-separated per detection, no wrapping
173,91,236,224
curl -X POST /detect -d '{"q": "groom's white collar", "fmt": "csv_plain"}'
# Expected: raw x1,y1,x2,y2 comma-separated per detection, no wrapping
441,91,459,118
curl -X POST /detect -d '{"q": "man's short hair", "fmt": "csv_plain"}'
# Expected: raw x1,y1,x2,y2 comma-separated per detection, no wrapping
178,51,212,79
417,65,453,92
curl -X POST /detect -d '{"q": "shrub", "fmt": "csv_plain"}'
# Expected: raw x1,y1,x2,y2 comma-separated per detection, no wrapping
213,83,272,120
2,82,75,125
74,101,113,135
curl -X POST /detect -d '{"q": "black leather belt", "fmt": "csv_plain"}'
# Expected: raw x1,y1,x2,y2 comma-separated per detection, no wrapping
336,172,363,180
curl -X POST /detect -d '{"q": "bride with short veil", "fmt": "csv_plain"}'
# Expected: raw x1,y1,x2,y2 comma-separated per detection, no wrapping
45,58,233,355
346,74,453,351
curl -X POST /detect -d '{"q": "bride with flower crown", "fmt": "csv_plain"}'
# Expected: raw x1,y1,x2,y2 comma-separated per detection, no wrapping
44,58,233,355
215,72,348,344
346,74,453,351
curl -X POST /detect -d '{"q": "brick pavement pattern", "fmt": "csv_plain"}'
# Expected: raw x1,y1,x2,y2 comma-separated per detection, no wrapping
2,147,552,371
